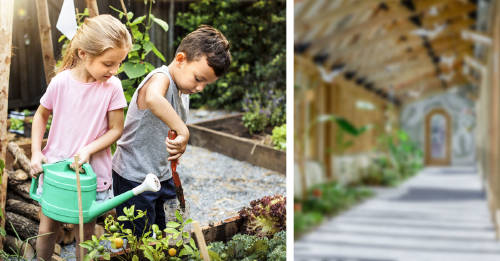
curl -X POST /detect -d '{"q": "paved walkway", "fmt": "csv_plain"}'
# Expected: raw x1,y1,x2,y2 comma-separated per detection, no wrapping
295,166,500,261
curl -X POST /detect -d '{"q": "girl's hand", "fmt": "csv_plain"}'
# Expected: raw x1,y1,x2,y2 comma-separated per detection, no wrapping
30,151,47,178
166,134,188,161
71,147,91,170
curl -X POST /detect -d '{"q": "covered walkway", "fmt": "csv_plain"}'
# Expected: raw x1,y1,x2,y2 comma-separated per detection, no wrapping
295,167,500,261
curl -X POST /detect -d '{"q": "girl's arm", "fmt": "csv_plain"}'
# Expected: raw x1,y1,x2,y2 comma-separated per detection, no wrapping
139,73,189,160
30,105,51,177
74,109,124,166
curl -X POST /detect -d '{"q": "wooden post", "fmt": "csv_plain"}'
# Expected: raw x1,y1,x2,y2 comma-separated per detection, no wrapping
0,0,14,251
86,0,99,17
491,0,500,237
193,221,210,261
74,155,84,259
169,0,175,61
35,0,56,83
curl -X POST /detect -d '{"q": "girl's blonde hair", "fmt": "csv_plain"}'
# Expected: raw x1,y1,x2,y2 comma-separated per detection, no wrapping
57,14,132,73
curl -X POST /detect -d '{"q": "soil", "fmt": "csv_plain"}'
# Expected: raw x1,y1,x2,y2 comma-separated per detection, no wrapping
196,116,275,147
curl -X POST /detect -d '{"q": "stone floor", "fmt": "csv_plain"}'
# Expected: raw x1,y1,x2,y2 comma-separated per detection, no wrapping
295,166,500,261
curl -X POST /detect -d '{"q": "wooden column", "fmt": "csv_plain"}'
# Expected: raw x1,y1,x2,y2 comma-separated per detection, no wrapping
490,0,500,237
0,0,14,251
35,0,56,83
86,0,99,17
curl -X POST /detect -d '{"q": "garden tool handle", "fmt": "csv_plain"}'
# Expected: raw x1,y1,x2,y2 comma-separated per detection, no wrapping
167,130,178,172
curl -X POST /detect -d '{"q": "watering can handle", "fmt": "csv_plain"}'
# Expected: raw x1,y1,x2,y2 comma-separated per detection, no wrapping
29,176,41,202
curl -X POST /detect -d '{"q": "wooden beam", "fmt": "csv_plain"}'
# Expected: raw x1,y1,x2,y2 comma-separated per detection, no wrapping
421,2,476,28
86,0,99,17
462,29,493,46
35,0,56,83
464,55,487,74
0,0,13,251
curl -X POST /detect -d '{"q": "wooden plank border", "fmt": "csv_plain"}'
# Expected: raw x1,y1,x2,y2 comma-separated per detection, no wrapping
188,115,286,174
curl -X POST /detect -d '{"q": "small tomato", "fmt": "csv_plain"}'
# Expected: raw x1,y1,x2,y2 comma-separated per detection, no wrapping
111,237,124,249
168,248,177,256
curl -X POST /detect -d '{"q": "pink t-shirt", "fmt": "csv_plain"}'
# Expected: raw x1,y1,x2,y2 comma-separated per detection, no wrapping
40,70,127,191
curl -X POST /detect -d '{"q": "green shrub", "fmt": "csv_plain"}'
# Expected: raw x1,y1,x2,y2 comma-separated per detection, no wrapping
242,110,268,135
176,0,286,126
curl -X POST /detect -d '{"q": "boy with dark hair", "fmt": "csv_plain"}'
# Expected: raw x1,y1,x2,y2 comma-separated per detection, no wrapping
112,25,231,236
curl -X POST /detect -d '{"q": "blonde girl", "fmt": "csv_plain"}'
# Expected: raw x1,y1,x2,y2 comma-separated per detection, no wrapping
30,14,131,261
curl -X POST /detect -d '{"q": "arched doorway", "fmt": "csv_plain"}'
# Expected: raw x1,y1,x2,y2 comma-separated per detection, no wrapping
425,108,452,165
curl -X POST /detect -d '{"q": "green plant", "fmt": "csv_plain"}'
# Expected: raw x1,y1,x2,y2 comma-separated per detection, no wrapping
294,182,373,238
9,118,24,131
109,0,169,104
208,231,286,261
0,220,51,260
46,115,52,133
176,0,285,118
242,103,268,135
293,211,323,238
315,114,370,154
238,195,286,238
271,124,286,150
81,206,200,261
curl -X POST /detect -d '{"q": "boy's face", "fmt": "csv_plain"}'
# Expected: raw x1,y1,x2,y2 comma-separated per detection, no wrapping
174,53,218,94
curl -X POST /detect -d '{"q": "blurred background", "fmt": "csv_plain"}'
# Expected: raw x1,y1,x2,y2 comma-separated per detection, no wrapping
294,0,500,260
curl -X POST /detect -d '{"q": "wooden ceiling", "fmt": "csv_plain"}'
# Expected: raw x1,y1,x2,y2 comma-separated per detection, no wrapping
295,0,478,105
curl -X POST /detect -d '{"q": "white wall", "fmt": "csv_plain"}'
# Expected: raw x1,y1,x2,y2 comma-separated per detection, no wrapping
400,90,476,166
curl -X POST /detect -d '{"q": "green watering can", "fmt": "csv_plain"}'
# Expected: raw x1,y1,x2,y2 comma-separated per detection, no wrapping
30,159,160,224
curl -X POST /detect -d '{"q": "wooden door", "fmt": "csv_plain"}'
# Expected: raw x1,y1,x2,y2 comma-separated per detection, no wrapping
425,108,451,165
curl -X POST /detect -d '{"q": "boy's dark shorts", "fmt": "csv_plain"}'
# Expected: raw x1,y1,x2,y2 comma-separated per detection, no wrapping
112,170,176,238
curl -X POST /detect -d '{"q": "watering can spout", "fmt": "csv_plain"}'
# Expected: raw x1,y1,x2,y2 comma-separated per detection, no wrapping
88,174,161,218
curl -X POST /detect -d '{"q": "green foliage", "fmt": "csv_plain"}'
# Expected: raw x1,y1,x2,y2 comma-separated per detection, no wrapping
176,0,286,125
9,118,24,131
356,129,424,186
208,231,286,261
294,211,324,238
271,124,286,150
109,1,169,104
294,182,373,238
0,220,51,260
314,114,370,154
81,206,200,261
242,106,268,135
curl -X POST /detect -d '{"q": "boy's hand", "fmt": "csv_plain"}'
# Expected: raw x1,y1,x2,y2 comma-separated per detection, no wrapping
30,151,47,178
166,134,188,161
70,147,91,170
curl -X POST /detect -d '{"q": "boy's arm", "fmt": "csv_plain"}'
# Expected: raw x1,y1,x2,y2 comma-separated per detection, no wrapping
74,109,124,166
30,105,51,177
140,73,189,160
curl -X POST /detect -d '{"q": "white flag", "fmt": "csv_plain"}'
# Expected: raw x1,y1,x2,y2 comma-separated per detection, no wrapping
56,0,77,40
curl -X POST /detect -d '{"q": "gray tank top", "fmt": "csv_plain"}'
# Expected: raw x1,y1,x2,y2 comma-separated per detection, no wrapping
112,65,189,182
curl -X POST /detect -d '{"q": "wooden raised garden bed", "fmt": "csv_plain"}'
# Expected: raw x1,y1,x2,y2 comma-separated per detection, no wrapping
188,114,286,174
